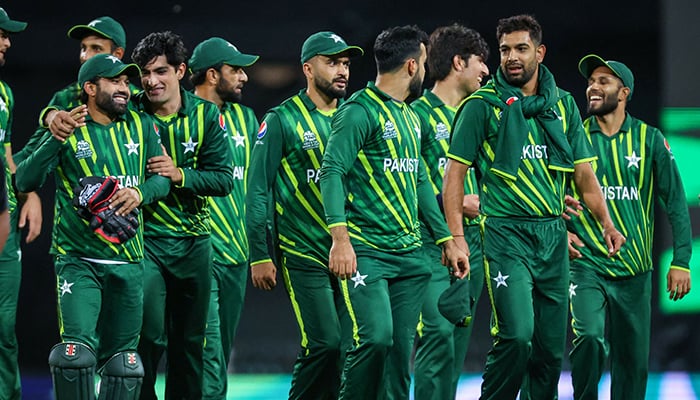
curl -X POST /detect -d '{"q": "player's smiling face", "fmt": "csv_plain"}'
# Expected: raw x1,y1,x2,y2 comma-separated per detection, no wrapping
498,30,543,88
140,55,185,109
0,29,10,67
461,54,489,95
95,75,131,117
586,66,626,116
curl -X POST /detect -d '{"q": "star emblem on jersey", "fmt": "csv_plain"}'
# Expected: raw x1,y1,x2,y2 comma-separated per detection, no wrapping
329,33,344,43
60,280,74,296
125,140,139,155
233,135,246,147
106,55,121,64
182,137,198,153
493,271,509,288
624,151,642,168
351,271,367,288
569,283,578,298
0,97,6,112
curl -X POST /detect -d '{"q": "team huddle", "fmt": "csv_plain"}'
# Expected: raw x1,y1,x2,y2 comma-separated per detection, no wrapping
0,6,692,400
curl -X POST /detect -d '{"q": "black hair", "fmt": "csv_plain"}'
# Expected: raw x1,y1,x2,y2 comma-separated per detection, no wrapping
428,24,489,81
373,25,429,74
189,62,224,86
496,14,542,45
131,31,188,69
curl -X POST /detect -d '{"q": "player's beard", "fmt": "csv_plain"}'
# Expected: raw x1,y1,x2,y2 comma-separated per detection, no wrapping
587,93,620,116
315,76,346,100
502,60,537,88
216,75,243,103
96,90,128,118
408,73,423,99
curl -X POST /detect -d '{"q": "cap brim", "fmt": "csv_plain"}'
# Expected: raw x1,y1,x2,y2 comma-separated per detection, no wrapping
0,20,27,33
68,25,110,42
320,46,364,59
579,54,617,80
115,64,141,79
226,53,260,68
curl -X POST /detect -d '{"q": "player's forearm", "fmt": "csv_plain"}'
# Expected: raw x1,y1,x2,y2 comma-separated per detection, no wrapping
417,171,452,244
137,175,171,205
178,166,234,196
574,162,614,230
245,182,275,264
15,133,61,193
442,159,469,236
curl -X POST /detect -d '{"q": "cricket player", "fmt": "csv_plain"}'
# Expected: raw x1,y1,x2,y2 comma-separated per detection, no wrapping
567,54,692,400
246,31,363,399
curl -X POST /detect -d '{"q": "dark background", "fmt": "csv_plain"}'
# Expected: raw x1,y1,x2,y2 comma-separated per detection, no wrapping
2,0,697,375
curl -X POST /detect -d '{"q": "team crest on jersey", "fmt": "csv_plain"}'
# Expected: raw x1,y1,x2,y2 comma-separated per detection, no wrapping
257,121,268,140
152,122,160,137
302,130,320,150
0,96,6,113
75,140,93,159
382,120,398,140
505,96,518,106
218,114,227,132
663,138,673,153
435,122,450,141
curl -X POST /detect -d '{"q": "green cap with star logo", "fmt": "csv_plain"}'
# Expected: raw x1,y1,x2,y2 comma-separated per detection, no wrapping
68,16,126,49
0,7,27,33
78,53,140,87
300,31,363,64
578,54,635,101
189,37,259,72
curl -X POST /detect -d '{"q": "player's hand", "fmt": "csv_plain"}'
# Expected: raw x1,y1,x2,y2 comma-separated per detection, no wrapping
442,239,470,279
562,194,583,221
666,268,691,301
251,261,277,291
147,149,182,184
462,194,480,219
602,224,625,257
109,187,142,216
567,231,584,260
18,192,42,243
328,238,357,280
48,105,87,142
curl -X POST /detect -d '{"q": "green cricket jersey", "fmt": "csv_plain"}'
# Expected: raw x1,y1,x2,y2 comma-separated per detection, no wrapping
320,82,453,252
0,81,17,215
411,89,480,229
15,110,170,261
15,81,141,165
568,114,692,277
448,88,596,218
246,90,335,267
132,89,234,238
209,102,258,266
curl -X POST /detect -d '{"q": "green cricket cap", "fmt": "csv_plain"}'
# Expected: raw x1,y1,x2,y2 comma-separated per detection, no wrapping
578,54,634,101
437,277,473,327
300,31,363,64
68,16,126,49
189,37,259,72
0,8,27,33
78,53,140,87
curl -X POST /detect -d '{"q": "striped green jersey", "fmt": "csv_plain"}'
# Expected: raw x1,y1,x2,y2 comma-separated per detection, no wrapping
246,90,335,267
209,102,258,266
132,89,234,238
0,81,17,214
448,88,596,218
16,82,140,165
411,90,480,228
15,110,170,261
568,114,692,277
321,82,452,252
